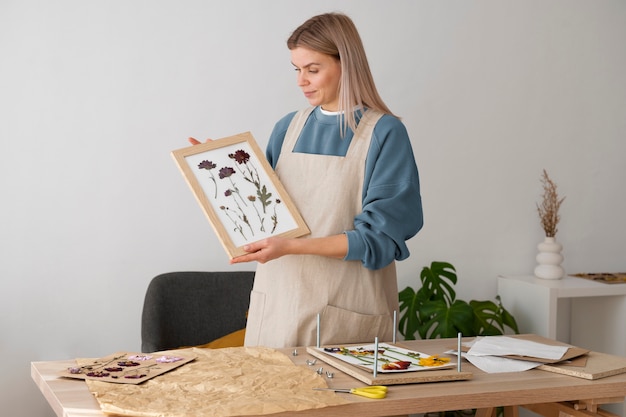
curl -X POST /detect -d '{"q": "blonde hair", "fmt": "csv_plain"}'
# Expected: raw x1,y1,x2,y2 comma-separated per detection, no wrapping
287,13,395,134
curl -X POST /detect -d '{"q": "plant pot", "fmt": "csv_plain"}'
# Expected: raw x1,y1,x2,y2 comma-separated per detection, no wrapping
534,237,564,279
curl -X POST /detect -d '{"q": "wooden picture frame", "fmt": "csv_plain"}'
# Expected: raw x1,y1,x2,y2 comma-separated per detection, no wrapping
171,132,310,259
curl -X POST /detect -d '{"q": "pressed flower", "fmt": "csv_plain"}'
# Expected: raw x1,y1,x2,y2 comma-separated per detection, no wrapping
198,160,216,170
345,348,385,356
197,160,218,198
156,355,183,363
417,355,450,367
86,371,110,377
219,166,236,179
271,198,282,232
324,347,342,353
382,360,412,370
228,150,250,164
117,360,140,367
128,355,152,361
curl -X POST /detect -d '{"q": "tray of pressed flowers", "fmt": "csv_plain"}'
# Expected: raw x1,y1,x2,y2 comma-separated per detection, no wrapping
60,351,196,384
307,343,472,386
572,272,626,284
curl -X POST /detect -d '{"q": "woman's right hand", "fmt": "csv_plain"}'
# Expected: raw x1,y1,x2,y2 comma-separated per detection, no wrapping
188,137,213,145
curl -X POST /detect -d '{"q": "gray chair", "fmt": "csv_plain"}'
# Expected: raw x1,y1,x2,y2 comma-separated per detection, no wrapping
141,271,255,353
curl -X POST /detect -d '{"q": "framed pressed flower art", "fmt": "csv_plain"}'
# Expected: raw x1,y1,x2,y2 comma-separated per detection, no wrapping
171,132,310,259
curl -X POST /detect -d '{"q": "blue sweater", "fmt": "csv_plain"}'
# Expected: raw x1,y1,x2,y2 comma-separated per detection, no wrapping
266,107,423,270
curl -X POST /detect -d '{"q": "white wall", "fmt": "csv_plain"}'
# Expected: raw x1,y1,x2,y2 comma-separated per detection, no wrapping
1,1,625,416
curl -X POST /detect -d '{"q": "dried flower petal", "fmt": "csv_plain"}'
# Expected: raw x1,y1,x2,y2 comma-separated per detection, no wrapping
155,355,183,363
86,371,110,377
382,360,412,370
418,355,450,367
218,166,235,179
198,160,216,170
228,150,250,164
117,361,140,367
128,355,152,361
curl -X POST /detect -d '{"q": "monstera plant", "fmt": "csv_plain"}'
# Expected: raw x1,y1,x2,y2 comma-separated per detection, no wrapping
398,261,519,340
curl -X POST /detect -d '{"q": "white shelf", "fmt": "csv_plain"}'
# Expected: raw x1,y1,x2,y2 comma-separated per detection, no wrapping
500,274,626,298
497,275,626,350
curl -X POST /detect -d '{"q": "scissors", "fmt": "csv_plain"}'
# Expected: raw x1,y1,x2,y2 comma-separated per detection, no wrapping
314,385,388,399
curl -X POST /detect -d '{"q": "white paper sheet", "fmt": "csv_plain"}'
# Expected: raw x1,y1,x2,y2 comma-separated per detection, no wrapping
467,336,568,360
463,352,543,373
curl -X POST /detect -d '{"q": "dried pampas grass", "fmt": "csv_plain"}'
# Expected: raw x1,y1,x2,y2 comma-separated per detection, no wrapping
537,169,565,237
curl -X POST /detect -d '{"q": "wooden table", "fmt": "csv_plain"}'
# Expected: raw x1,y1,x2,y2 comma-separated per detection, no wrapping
31,337,626,417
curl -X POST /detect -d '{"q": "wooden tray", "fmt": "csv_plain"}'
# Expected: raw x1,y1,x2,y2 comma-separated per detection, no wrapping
571,272,626,284
306,344,472,386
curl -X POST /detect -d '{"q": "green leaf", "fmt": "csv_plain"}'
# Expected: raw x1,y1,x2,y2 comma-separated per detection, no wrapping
495,295,520,334
257,185,272,213
418,261,457,305
419,299,474,339
398,286,420,340
469,296,520,336
469,299,504,336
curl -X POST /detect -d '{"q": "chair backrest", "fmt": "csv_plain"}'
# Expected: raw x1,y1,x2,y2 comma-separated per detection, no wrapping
141,271,255,353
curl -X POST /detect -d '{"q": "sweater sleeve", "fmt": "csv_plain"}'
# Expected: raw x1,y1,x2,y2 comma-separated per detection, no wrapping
344,116,423,270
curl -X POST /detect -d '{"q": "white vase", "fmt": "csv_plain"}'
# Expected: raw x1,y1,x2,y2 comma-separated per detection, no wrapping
534,237,565,279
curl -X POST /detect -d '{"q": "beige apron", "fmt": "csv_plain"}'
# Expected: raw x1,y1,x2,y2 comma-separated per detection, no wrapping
244,108,398,348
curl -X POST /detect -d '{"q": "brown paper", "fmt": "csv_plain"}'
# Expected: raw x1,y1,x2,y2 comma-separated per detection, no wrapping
83,346,349,417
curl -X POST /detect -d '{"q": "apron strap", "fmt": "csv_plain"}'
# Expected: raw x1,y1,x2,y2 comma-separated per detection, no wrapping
282,107,315,152
346,109,384,158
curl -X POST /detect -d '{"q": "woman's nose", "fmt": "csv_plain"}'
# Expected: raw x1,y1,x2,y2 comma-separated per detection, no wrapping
297,72,308,86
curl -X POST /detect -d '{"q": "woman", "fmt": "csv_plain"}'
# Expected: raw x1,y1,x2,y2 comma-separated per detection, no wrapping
193,13,423,348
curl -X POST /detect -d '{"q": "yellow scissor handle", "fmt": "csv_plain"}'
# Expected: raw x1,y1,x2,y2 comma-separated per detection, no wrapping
350,385,388,399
